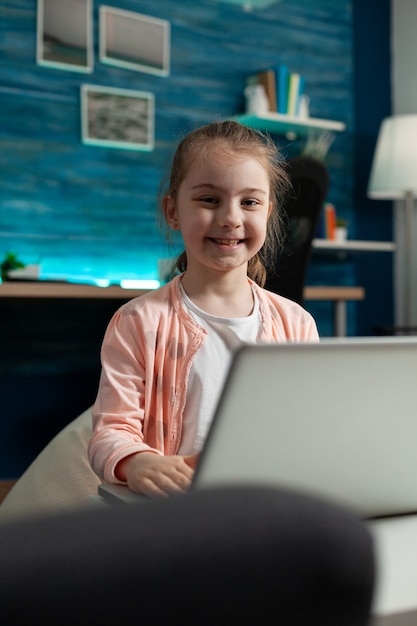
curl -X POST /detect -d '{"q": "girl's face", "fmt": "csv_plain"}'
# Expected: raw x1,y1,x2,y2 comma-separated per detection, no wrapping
164,144,272,278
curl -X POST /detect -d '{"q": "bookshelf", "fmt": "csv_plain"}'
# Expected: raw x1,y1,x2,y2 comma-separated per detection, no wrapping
234,112,346,137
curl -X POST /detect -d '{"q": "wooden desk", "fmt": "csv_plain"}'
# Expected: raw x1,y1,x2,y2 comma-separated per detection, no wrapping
0,282,149,299
0,282,364,337
304,286,365,337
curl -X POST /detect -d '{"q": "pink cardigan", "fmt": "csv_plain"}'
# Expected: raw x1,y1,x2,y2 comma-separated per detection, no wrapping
88,275,319,483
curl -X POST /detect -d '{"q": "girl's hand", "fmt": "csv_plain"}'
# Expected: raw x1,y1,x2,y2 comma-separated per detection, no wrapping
120,451,195,497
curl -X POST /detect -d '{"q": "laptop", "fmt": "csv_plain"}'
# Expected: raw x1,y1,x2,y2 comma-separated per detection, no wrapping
191,336,417,520
99,336,417,519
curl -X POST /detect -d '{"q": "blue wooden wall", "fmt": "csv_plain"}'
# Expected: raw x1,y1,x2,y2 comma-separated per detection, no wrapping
353,0,393,335
0,0,359,335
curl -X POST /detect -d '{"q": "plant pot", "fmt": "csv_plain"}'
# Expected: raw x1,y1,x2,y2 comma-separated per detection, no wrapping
335,226,348,242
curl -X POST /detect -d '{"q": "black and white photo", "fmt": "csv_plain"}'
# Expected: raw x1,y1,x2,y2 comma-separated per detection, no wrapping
81,84,155,151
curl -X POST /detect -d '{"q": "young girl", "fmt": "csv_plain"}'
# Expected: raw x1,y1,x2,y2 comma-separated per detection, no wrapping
88,120,319,497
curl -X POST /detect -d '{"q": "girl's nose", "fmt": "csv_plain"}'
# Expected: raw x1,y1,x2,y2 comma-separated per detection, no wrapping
217,201,242,228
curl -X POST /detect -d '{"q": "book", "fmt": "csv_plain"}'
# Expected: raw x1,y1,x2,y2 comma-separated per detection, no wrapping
324,202,337,240
275,63,289,114
287,72,302,117
295,74,305,116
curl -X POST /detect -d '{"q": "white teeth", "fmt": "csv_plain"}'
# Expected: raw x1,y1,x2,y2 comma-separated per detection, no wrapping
213,238,240,245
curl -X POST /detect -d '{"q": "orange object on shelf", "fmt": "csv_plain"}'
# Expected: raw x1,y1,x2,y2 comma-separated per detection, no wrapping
324,202,337,240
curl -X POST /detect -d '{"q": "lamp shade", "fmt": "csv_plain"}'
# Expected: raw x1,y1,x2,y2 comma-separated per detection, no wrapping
367,115,417,199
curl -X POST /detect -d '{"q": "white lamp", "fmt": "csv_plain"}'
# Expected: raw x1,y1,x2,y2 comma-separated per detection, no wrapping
367,114,417,328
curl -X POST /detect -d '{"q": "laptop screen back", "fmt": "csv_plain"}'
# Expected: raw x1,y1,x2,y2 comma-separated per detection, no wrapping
192,337,417,519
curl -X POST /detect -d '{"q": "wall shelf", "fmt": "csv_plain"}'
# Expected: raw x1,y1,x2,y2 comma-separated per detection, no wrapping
234,112,346,137
312,239,396,253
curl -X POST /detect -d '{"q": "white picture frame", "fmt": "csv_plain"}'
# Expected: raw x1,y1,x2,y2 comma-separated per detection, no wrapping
36,0,93,73
99,6,170,77
81,84,155,152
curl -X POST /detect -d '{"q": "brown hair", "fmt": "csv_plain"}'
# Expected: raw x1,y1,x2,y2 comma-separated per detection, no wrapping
160,120,291,286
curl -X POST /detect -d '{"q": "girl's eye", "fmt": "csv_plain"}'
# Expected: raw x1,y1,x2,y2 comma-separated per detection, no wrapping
242,199,259,207
199,196,217,204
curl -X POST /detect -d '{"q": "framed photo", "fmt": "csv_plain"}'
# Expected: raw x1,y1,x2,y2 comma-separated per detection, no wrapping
81,84,155,152
36,0,93,73
99,6,170,77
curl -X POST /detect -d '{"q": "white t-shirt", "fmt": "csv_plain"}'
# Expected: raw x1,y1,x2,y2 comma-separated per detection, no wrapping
178,283,261,455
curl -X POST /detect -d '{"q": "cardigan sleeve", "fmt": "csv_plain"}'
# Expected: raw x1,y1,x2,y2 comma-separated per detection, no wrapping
88,307,162,484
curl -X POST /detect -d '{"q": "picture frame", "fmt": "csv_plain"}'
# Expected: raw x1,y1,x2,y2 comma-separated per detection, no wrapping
36,0,93,73
81,84,155,152
99,6,170,77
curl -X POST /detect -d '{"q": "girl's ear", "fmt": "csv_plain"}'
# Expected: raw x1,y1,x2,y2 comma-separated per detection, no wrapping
267,200,273,219
163,194,180,230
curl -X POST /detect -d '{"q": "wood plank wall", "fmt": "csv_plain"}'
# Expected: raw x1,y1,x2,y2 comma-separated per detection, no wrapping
1,0,354,335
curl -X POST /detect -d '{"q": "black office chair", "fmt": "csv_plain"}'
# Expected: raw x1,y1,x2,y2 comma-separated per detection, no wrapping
0,485,374,625
265,155,329,305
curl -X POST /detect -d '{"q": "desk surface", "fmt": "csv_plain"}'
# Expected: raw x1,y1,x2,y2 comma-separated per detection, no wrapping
0,281,364,302
0,282,149,299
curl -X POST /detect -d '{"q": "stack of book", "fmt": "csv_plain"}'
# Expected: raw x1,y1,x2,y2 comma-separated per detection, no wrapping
246,64,305,117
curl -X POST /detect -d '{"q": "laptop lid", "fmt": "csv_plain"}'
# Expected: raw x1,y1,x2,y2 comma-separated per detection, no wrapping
192,337,417,519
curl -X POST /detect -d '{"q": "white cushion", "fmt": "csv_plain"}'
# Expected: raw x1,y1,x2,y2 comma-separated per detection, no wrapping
0,407,101,523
